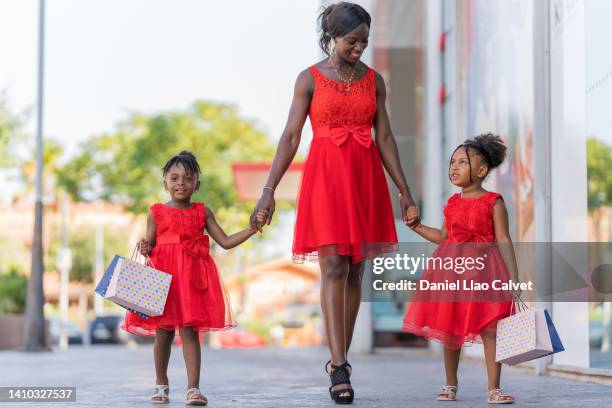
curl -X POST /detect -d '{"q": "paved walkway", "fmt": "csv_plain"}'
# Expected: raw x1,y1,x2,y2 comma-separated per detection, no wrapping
1,345,610,407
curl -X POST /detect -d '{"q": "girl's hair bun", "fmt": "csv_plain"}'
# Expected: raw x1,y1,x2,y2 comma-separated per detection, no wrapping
464,132,507,170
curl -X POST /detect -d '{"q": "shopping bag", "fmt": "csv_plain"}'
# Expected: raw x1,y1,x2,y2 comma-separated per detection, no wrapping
94,244,172,318
495,298,564,365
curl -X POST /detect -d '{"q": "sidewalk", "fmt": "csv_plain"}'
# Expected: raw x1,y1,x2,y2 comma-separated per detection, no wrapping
1,345,610,407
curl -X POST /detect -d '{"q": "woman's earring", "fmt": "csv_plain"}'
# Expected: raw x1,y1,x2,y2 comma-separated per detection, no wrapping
329,45,336,63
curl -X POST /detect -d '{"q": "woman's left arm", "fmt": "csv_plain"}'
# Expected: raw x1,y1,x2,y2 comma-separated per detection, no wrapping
373,72,418,225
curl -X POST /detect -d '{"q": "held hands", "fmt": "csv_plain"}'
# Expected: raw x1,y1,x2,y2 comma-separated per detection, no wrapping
250,210,269,233
250,189,275,232
400,192,420,229
406,206,421,229
138,238,150,256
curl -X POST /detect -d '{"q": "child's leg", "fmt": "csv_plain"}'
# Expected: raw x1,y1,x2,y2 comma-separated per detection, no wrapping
443,345,461,386
481,331,501,390
179,326,201,389
482,331,514,403
154,328,175,385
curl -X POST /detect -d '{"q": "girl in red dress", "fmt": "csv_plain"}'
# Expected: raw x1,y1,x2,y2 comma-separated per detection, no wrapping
122,151,266,405
403,133,519,404
251,2,418,404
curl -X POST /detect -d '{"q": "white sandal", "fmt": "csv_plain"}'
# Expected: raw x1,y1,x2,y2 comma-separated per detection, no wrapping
185,388,208,406
487,388,515,404
151,384,169,404
436,385,458,401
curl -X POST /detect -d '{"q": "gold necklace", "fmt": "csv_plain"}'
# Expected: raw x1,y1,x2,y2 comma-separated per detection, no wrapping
329,56,356,92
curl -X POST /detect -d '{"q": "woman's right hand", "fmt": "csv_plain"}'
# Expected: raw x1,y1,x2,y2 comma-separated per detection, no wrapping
138,238,150,256
406,206,421,228
251,190,276,232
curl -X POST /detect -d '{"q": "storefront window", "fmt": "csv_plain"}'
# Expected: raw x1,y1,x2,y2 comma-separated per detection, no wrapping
370,0,426,347
585,0,612,370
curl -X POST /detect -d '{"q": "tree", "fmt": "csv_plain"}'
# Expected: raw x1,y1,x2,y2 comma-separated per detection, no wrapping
47,228,127,282
587,137,612,242
61,100,280,230
0,94,24,167
19,138,63,204
587,137,611,211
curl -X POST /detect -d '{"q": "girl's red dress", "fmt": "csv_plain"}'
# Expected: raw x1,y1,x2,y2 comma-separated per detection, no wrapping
122,202,235,335
292,65,398,264
403,191,512,349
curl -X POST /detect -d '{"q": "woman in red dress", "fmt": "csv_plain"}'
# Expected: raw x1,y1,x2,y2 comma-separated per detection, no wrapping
251,2,418,404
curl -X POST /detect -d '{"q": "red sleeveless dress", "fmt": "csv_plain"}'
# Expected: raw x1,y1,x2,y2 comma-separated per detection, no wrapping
122,202,235,335
403,192,512,349
292,65,398,264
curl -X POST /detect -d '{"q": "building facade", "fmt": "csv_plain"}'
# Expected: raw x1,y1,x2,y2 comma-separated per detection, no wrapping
338,0,611,377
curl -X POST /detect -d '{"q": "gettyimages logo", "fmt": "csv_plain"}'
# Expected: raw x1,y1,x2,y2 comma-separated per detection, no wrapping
372,253,487,275
362,242,611,303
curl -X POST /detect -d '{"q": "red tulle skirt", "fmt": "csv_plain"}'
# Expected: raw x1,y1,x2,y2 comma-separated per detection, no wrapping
122,241,235,336
403,243,512,349
292,135,398,264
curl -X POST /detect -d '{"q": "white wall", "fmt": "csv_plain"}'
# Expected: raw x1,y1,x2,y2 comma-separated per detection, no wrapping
549,0,590,369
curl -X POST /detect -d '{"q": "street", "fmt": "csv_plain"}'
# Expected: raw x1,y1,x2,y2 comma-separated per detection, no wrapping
1,345,610,407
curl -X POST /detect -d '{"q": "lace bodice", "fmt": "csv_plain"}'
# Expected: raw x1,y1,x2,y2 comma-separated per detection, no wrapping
308,65,377,128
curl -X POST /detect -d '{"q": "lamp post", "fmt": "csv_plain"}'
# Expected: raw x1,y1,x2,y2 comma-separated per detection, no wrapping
22,0,48,351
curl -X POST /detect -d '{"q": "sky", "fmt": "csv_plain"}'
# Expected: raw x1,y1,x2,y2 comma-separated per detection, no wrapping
0,0,324,253
0,0,322,204
0,0,321,159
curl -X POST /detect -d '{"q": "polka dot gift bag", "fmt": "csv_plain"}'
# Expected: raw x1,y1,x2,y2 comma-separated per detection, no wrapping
495,296,564,365
94,243,172,318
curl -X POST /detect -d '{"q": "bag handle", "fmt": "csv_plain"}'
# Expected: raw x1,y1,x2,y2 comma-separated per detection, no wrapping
509,292,528,315
130,241,158,270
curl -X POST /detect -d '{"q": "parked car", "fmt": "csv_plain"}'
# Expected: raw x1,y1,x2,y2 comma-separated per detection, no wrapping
90,315,131,344
218,329,266,349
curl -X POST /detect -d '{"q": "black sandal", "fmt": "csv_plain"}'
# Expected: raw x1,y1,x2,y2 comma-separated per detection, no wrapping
328,362,354,404
325,360,352,375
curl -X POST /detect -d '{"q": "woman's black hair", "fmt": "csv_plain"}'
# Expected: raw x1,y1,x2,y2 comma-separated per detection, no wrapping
318,2,371,56
162,151,201,178
449,133,507,182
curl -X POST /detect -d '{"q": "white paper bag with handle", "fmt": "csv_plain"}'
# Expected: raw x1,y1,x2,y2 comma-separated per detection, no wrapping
102,243,172,317
495,298,554,365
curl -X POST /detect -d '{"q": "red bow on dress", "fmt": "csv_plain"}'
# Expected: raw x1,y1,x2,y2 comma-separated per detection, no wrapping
179,234,211,291
449,226,495,265
451,227,489,243
318,125,373,148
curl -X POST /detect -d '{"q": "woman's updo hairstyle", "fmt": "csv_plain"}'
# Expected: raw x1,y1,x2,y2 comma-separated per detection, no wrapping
318,2,371,56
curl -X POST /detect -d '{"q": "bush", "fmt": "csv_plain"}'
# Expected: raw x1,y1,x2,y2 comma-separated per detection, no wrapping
0,269,27,314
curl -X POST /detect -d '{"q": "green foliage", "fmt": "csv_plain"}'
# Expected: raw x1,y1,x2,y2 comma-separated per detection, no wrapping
0,236,29,277
59,101,280,230
240,317,273,342
0,94,25,167
0,269,27,314
587,137,612,210
20,138,64,197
